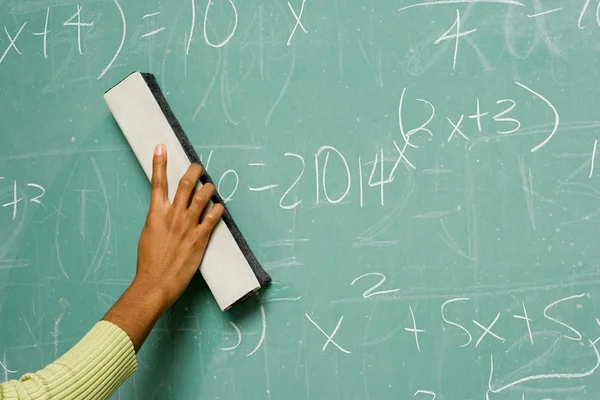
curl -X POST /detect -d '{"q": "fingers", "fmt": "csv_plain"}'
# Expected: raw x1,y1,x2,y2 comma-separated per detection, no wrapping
150,144,167,208
195,203,224,243
188,183,215,221
173,164,203,210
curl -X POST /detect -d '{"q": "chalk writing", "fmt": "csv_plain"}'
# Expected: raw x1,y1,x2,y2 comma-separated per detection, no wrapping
0,23,26,65
350,272,401,298
305,313,351,354
3,2,600,399
63,5,94,55
287,0,308,46
433,10,477,70
32,8,50,59
1,180,44,220
203,0,238,48
97,0,126,79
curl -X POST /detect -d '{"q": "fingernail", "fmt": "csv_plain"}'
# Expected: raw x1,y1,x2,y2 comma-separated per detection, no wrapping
155,144,164,156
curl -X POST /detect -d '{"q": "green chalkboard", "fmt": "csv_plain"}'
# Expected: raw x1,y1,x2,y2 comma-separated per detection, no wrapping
3,0,600,398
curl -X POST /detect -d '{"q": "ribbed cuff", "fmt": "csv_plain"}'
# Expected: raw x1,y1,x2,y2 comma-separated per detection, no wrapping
18,321,137,400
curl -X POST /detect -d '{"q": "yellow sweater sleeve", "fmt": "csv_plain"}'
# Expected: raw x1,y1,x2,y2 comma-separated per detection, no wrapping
0,321,137,400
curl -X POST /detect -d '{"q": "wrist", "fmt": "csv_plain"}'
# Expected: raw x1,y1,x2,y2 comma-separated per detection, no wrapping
102,277,171,353
129,276,171,314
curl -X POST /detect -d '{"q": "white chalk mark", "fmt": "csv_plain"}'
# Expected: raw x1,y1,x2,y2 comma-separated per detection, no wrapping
357,40,383,87
0,260,28,270
528,7,562,18
220,321,242,351
487,340,600,393
397,88,417,149
2,181,22,220
358,155,364,208
433,9,476,70
447,115,470,142
399,0,524,12
33,7,50,59
97,0,126,79
249,184,279,192
193,53,221,120
259,5,264,79
468,98,488,132
441,298,472,347
220,49,239,125
579,0,591,29
405,306,425,352
0,360,17,374
54,159,81,280
315,146,351,205
263,257,302,269
265,42,296,127
186,0,196,54
494,99,521,134
205,150,214,171
142,12,161,19
27,184,45,204
439,219,472,260
267,296,303,302
246,305,266,356
543,293,585,341
593,318,600,346
513,303,534,345
84,158,112,279
518,155,536,232
414,390,436,400
473,313,505,347
392,93,434,173
74,188,94,239
515,81,559,153
261,239,308,247
390,139,416,174
287,0,308,46
204,0,238,48
217,169,239,203
141,27,166,38
367,149,391,206
248,163,266,166
409,99,436,142
305,314,351,354
351,272,401,298
590,140,598,178
52,312,64,358
279,152,305,210
378,149,385,205
63,5,94,55
0,23,27,64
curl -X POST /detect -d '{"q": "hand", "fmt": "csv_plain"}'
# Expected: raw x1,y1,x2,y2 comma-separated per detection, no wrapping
104,144,224,352
135,143,224,309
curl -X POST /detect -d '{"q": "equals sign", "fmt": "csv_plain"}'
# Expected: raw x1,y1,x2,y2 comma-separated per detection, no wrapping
527,7,562,18
247,162,278,191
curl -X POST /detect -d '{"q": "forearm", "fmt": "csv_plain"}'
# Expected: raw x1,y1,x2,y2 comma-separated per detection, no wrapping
101,147,223,354
102,278,169,353
0,321,136,400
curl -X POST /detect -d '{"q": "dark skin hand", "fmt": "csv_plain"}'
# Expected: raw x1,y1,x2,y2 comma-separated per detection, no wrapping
103,144,224,352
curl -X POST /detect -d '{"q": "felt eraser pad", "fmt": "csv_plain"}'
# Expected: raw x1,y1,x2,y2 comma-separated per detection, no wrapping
104,72,270,311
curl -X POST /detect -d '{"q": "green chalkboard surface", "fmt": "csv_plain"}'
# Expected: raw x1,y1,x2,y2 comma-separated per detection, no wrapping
3,0,600,398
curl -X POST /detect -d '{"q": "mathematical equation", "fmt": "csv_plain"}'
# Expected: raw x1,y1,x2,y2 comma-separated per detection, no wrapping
198,81,560,209
0,78,562,220
219,281,600,400
0,177,44,220
0,0,597,79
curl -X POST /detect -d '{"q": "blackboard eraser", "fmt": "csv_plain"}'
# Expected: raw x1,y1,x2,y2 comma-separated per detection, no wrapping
103,71,271,311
